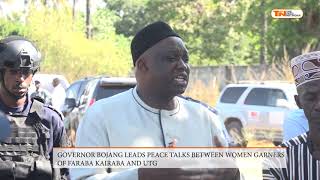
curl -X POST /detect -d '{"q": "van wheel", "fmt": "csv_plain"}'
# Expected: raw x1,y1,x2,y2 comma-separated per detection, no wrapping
226,121,247,147
273,141,281,146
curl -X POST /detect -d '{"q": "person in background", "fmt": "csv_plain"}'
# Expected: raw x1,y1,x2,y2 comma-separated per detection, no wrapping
263,51,320,179
282,108,309,142
31,80,52,105
51,77,66,112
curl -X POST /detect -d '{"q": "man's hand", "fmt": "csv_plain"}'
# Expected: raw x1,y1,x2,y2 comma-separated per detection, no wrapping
138,168,240,180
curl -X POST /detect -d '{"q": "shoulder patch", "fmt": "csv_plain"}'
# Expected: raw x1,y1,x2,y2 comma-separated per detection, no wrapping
32,96,45,104
44,104,64,121
179,95,218,115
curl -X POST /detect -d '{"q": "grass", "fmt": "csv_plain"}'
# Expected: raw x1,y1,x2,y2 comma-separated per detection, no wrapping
183,79,220,107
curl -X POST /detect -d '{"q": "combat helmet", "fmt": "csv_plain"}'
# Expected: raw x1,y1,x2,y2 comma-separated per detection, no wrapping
0,36,41,72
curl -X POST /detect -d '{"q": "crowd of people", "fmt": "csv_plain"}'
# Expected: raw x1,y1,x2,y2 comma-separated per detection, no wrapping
0,20,319,180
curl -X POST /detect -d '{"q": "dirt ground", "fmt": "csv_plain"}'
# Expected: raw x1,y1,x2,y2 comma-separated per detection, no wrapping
240,139,275,180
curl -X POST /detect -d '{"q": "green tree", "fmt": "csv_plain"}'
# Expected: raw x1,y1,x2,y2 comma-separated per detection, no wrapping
1,3,131,81
105,0,260,65
243,0,320,63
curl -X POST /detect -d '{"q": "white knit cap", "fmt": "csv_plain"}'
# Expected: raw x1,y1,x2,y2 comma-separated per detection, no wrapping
291,51,320,87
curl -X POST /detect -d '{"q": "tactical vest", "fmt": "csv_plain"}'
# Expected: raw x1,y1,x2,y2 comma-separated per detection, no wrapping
0,99,52,180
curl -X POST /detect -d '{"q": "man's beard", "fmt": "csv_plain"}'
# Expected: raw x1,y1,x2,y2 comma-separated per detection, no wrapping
16,83,29,98
6,83,29,100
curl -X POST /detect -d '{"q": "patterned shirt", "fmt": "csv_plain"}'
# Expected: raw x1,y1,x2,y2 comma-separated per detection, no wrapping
263,132,320,180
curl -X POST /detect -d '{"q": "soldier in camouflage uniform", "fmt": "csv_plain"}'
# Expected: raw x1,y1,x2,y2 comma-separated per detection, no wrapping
0,36,69,180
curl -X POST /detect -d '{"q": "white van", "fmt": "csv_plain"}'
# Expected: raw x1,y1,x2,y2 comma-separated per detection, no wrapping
216,81,298,145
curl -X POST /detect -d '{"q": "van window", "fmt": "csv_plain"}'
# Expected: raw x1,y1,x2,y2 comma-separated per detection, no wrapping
65,81,81,100
95,86,134,101
244,88,287,106
220,87,247,104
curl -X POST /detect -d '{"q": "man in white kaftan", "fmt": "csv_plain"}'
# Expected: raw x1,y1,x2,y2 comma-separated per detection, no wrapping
71,21,238,180
71,87,228,179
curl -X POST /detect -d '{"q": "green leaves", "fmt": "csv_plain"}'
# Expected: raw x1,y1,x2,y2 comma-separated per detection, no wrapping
0,0,318,77
0,3,132,81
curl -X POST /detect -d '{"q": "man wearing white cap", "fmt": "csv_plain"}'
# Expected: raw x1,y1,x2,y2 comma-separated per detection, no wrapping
263,51,320,179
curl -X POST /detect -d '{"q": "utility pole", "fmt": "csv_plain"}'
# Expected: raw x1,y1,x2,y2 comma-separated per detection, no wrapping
259,0,267,65
72,0,76,22
86,0,92,39
22,0,29,24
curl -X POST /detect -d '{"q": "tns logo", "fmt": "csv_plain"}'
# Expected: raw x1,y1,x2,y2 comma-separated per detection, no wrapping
271,9,303,19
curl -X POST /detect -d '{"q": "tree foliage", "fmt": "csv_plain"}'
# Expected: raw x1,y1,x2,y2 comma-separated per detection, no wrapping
105,0,320,65
0,0,319,80
0,3,132,81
